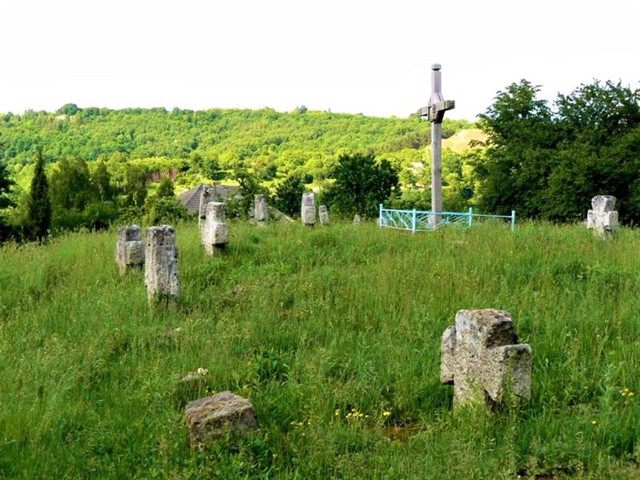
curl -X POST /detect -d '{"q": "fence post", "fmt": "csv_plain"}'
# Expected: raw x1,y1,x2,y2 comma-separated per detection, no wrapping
511,210,516,231
412,209,417,234
468,207,473,227
379,204,383,228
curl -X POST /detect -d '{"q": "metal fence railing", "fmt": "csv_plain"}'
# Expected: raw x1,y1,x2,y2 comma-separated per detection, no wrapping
378,205,516,233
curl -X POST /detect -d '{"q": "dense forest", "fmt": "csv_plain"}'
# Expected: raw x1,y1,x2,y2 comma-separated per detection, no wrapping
1,77,639,241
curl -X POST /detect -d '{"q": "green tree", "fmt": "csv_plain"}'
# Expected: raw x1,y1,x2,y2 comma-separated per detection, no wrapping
49,157,95,211
155,177,175,198
475,80,558,217
324,153,399,218
274,174,306,217
0,160,15,240
124,164,148,207
92,160,115,201
26,150,51,240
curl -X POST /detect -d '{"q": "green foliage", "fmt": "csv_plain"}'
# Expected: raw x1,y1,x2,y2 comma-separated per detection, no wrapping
154,177,175,198
476,79,640,223
123,164,148,207
49,157,95,211
0,160,14,209
143,196,190,225
3,222,640,477
227,168,267,218
25,150,51,240
273,173,305,217
324,153,399,217
92,160,115,202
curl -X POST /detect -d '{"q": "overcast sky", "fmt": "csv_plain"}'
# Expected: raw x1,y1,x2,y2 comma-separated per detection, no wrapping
0,0,638,120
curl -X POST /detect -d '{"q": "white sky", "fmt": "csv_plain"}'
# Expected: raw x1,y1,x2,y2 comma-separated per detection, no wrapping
0,0,638,121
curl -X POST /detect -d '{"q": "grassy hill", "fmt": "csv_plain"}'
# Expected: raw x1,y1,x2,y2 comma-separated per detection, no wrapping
2,220,639,478
443,128,486,152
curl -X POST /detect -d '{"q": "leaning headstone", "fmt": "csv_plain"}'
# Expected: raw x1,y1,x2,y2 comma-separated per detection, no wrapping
202,202,229,255
254,194,268,226
319,205,330,226
186,391,259,446
115,224,144,275
301,192,316,227
587,195,618,240
353,214,362,225
441,309,531,408
145,225,180,304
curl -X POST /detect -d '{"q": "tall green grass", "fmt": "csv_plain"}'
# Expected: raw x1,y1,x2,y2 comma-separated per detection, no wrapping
1,220,640,478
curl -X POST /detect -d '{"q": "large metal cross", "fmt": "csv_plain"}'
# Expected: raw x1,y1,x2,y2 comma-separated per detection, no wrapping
419,64,455,223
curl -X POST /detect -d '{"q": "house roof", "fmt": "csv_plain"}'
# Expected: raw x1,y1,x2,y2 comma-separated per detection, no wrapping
178,184,240,214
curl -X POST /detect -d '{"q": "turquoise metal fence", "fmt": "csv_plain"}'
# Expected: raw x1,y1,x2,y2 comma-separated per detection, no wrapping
378,205,516,233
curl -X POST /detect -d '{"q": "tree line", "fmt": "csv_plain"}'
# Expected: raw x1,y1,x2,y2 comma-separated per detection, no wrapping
1,77,639,242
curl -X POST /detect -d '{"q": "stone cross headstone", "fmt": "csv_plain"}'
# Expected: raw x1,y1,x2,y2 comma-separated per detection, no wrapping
202,202,229,254
441,309,531,408
318,205,330,226
186,391,259,446
254,194,268,226
145,225,180,304
301,192,316,227
587,195,618,240
419,64,455,225
199,186,215,230
115,224,144,275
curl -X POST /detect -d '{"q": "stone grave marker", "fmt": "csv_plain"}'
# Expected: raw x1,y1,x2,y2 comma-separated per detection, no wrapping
587,195,618,239
115,224,144,275
202,202,229,254
145,225,180,304
353,214,361,225
301,192,316,227
441,309,531,408
186,391,259,446
199,185,215,232
254,194,268,226
319,205,330,226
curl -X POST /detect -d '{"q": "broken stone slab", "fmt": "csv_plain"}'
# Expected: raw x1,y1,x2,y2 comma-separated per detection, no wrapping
254,194,268,225
202,202,229,255
145,225,180,304
301,192,316,226
115,224,144,275
441,309,531,408
587,195,618,239
186,391,259,446
319,205,330,226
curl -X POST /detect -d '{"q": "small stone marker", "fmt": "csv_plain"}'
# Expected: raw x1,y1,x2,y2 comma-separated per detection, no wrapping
115,224,144,275
186,391,259,446
202,202,229,254
145,225,180,304
318,205,330,226
301,192,316,227
441,309,531,408
254,194,268,226
353,214,361,225
587,195,618,239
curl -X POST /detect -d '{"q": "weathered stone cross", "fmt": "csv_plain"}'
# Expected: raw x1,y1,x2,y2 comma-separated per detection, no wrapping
587,195,618,239
441,309,532,408
419,64,455,223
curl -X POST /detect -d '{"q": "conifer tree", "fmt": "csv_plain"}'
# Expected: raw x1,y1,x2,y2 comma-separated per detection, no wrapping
26,150,51,240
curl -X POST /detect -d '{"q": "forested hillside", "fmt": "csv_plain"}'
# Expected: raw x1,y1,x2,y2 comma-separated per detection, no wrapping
0,105,469,187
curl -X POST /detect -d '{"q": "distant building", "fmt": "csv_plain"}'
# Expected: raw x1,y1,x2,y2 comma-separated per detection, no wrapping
178,184,240,214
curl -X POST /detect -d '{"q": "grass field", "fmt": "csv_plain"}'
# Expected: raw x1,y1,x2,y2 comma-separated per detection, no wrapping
1,220,640,479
